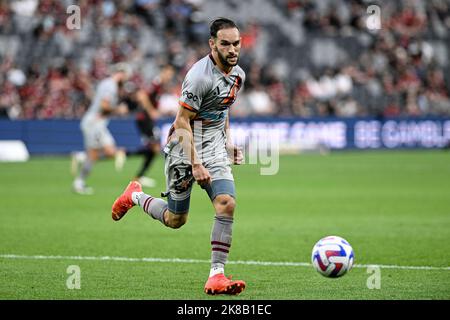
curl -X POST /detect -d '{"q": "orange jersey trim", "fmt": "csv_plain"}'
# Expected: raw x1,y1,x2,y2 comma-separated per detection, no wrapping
179,101,197,112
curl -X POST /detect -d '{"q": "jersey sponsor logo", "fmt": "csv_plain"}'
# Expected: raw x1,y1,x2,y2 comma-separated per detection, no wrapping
182,90,199,102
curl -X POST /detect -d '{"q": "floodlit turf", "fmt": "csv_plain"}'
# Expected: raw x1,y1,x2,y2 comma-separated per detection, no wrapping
1,151,449,299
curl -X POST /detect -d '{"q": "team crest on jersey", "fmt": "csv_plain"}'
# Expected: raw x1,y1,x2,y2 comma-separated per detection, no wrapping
217,75,242,107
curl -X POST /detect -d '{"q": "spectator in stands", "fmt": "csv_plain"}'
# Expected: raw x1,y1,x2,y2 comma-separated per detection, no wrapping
247,84,276,116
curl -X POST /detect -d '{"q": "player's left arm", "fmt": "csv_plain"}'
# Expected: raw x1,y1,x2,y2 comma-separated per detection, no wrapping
226,113,243,165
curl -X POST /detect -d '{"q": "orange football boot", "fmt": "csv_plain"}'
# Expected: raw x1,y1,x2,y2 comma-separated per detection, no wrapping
204,274,246,295
111,181,142,221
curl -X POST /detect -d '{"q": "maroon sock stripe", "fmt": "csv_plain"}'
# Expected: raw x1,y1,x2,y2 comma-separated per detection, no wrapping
212,247,229,253
211,241,231,247
143,197,154,212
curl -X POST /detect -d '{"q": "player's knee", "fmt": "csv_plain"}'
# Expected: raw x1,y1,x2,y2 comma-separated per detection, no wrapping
215,194,236,215
151,143,160,153
87,150,99,161
166,212,188,229
104,146,116,157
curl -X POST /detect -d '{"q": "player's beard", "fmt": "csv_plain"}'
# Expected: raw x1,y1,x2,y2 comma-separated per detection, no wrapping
217,50,239,68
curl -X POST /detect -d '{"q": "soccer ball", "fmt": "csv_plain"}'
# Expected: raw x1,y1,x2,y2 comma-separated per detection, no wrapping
311,235,354,278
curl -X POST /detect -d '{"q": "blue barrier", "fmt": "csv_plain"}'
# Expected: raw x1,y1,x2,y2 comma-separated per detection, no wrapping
1,117,450,154
0,119,144,155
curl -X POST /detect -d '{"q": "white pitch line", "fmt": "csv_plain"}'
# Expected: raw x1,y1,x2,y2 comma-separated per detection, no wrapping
0,254,449,271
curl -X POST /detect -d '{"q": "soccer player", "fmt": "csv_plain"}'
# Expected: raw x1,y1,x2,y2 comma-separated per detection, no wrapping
125,65,176,187
111,18,246,295
72,63,130,195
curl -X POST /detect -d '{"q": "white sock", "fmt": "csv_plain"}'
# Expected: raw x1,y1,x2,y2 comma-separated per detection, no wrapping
209,266,224,278
131,191,144,205
74,177,84,188
76,151,87,163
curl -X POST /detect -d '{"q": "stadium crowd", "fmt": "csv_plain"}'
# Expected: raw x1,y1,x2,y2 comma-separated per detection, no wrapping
0,0,449,119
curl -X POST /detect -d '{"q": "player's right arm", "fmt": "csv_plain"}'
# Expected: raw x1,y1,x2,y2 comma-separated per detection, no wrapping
173,66,213,187
173,106,211,187
100,97,114,116
100,98,128,116
136,89,159,119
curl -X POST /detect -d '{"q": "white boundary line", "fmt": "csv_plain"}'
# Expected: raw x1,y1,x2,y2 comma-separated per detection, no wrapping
1,254,449,271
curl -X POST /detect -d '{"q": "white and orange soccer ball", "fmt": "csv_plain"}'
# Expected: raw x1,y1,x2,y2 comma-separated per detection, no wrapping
311,236,354,278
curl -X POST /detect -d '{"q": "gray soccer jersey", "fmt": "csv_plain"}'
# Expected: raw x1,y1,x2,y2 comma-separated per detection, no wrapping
165,54,245,164
81,77,119,125
80,77,119,149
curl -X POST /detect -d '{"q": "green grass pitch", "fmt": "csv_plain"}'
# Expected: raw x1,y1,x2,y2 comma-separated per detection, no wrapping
0,151,449,299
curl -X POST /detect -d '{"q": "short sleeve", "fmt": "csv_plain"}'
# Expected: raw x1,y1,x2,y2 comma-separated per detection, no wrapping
179,72,211,112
